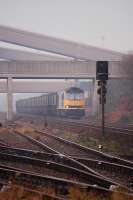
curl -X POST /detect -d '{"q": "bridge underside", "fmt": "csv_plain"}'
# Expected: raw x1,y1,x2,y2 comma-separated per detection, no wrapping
0,25,123,61
0,80,76,93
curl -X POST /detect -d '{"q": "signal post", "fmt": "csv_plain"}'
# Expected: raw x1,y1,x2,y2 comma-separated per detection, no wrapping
96,61,108,138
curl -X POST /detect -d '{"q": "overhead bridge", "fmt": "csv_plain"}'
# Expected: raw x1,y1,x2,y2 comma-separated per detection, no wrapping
0,60,129,79
0,25,130,120
0,60,129,121
0,25,122,61
0,46,71,61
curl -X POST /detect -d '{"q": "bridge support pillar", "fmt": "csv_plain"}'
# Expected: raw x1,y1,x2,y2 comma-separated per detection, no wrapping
92,79,99,116
7,77,13,121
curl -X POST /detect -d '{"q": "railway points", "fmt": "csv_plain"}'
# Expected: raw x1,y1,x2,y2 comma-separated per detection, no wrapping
40,116,133,156
0,97,133,199
0,144,132,190
1,124,133,199
16,114,133,157
5,120,133,190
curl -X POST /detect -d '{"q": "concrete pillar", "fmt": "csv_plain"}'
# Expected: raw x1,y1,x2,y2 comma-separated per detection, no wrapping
92,78,100,116
7,77,13,120
75,79,79,87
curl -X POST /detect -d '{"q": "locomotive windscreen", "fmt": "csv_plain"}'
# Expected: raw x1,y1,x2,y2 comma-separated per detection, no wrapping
65,87,84,94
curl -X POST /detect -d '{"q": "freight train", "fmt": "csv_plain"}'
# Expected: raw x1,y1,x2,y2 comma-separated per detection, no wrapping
16,87,85,119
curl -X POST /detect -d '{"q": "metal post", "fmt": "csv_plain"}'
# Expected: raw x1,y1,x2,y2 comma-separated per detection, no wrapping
7,77,13,121
96,60,108,139
101,83,105,138
92,79,99,116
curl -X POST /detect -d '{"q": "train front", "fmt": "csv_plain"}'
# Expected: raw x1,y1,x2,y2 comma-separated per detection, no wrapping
63,87,85,118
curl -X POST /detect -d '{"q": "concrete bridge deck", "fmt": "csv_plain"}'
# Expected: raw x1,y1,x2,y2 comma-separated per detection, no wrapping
0,60,129,79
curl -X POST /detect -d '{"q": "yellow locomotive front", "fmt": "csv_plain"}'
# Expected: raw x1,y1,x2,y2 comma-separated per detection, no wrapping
63,87,85,118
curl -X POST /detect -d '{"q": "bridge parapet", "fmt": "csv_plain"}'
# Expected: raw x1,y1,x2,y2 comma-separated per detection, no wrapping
0,60,130,79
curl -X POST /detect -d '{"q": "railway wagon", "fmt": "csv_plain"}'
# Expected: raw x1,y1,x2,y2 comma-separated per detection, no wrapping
16,87,85,118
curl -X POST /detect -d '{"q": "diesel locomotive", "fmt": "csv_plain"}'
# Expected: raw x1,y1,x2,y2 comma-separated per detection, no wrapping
16,87,85,118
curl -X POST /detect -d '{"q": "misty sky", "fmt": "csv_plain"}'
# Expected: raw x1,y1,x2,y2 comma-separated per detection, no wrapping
0,0,133,52
0,0,133,112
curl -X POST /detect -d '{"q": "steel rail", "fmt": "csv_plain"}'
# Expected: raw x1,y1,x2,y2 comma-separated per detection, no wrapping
0,145,132,189
35,129,133,168
48,117,133,136
0,145,132,180
13,130,122,186
0,165,116,197
0,151,119,189
11,120,133,167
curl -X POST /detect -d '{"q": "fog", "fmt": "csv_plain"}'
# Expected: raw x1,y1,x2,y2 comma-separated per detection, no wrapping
0,0,133,123
0,0,133,52
0,79,93,112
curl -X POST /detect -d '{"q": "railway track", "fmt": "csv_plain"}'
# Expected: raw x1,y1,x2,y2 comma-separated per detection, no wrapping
0,145,132,180
107,123,133,130
12,120,133,167
3,121,133,192
0,127,45,151
14,116,133,161
18,114,133,134
0,144,132,190
0,145,95,173
46,117,133,135
1,126,124,189
32,128,133,168
72,156,133,188
0,150,120,189
0,165,114,199
0,158,133,200
16,114,133,134
8,123,133,190
16,115,133,152
7,126,115,178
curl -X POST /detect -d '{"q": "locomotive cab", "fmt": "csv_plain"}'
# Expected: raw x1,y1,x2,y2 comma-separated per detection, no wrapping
63,87,85,118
